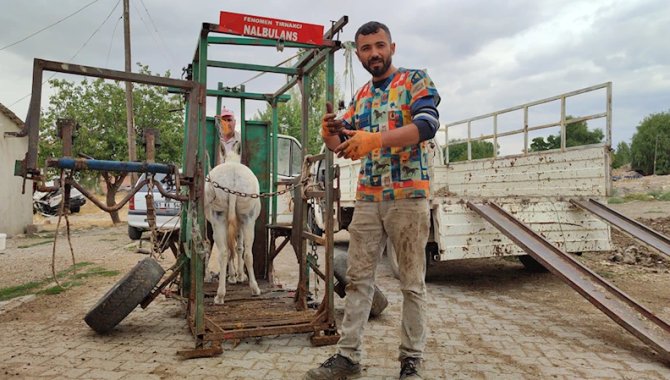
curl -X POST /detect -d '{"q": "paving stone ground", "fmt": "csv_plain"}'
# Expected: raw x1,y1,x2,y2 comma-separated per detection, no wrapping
1,226,669,379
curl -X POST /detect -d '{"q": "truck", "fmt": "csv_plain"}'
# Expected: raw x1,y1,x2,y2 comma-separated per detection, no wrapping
307,82,614,277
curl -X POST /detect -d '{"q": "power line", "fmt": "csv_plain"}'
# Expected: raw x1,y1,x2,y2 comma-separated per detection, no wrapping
105,15,123,67
69,0,121,62
0,0,103,51
234,52,302,88
138,0,177,66
9,0,122,108
130,0,172,68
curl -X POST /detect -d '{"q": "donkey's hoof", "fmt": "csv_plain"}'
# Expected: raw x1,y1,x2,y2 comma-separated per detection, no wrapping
251,286,261,296
214,295,225,304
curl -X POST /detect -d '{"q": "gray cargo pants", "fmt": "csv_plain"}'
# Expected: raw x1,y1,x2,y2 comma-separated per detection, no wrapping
337,198,430,363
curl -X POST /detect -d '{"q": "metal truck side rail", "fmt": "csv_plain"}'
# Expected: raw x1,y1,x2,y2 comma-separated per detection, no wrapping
467,201,670,362
571,198,670,259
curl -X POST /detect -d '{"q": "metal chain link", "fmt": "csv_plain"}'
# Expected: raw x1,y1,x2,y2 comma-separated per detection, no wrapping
206,177,303,198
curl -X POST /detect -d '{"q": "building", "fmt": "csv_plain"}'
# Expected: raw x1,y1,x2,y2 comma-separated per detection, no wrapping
0,103,33,236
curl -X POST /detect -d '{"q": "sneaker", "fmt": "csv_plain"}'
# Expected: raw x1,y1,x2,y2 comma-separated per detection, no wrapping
399,357,423,379
304,353,361,380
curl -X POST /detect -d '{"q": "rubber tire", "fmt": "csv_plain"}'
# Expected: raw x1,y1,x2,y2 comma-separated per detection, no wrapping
333,250,388,318
70,205,81,213
84,257,165,334
127,225,143,241
307,204,324,236
385,238,400,280
518,255,549,272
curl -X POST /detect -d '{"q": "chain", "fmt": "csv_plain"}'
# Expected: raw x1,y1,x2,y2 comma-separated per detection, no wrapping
309,239,319,300
206,176,303,199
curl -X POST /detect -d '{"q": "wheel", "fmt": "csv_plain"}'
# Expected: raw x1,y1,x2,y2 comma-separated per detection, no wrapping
385,238,400,280
84,257,165,334
518,255,549,272
332,249,388,318
128,226,143,240
70,205,81,213
307,203,324,236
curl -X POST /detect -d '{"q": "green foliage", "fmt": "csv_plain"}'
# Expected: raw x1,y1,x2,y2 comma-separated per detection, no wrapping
630,111,670,175
658,192,670,201
612,141,631,168
624,193,655,202
607,197,625,204
530,117,604,152
39,64,184,173
255,57,341,154
447,140,496,162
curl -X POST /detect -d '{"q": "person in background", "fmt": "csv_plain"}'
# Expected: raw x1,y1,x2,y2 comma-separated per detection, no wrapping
216,107,241,163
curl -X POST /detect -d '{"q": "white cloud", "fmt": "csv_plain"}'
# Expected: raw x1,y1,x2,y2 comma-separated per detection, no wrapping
0,0,668,148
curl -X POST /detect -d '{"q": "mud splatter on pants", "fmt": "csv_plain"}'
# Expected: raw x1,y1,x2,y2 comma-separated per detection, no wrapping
337,198,430,363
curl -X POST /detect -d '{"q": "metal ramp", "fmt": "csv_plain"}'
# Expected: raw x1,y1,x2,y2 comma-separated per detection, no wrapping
571,198,670,259
467,201,670,362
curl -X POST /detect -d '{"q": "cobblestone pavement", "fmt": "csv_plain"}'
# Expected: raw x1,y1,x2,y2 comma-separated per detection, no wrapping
1,228,669,379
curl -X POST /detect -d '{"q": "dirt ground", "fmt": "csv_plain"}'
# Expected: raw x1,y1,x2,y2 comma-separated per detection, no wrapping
1,176,670,378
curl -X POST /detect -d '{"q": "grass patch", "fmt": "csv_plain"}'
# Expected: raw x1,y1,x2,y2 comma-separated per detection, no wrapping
0,262,117,301
596,270,615,279
17,240,53,249
658,192,670,201
38,281,84,296
608,197,625,204
623,193,656,202
0,280,50,301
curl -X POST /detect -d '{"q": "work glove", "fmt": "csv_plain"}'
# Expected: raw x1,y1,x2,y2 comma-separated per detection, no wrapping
335,129,382,160
321,102,345,138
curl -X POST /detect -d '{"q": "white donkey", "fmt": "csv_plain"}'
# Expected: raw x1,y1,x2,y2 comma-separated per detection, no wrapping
204,152,261,304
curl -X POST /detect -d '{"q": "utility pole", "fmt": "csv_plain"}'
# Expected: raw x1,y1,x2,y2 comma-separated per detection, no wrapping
123,0,137,184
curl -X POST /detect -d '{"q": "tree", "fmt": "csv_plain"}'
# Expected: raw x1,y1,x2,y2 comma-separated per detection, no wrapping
255,56,342,155
447,140,496,162
530,117,604,152
612,141,631,169
39,64,184,223
630,111,670,175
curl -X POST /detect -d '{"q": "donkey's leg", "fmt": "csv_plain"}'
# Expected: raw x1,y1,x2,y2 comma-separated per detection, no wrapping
241,220,261,296
227,245,239,284
235,230,247,283
212,219,230,304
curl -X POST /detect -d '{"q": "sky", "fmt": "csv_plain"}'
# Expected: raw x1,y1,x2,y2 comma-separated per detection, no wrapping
1,0,669,154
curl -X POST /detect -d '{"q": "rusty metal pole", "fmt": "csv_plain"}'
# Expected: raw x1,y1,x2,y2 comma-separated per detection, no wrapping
57,118,75,213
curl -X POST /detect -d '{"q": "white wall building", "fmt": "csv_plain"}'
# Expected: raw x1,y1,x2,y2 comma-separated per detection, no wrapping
0,103,33,236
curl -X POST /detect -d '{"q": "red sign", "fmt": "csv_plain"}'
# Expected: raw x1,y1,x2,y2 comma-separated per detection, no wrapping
219,11,324,45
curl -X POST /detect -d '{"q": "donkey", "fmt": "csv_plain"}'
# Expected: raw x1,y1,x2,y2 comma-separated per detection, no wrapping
204,151,261,304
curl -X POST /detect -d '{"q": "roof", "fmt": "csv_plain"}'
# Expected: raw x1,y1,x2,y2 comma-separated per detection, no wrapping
0,102,25,129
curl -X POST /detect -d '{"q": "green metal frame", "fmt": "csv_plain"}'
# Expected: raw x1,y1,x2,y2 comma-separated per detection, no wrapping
180,18,347,352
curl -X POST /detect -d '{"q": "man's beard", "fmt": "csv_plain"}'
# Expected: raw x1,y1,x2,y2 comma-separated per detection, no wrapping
363,56,392,77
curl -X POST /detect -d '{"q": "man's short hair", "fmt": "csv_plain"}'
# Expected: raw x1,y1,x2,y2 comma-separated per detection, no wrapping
355,21,392,44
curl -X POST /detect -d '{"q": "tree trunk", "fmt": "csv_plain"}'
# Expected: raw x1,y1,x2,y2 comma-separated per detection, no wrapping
106,187,121,224
102,172,128,225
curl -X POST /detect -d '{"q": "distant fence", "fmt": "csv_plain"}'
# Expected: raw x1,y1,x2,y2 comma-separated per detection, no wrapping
439,82,612,164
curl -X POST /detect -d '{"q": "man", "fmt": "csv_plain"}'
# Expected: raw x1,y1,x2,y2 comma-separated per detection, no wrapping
305,21,440,380
216,107,241,163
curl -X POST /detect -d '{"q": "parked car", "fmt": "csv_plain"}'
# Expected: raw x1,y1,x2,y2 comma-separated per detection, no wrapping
33,180,87,216
127,172,181,240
